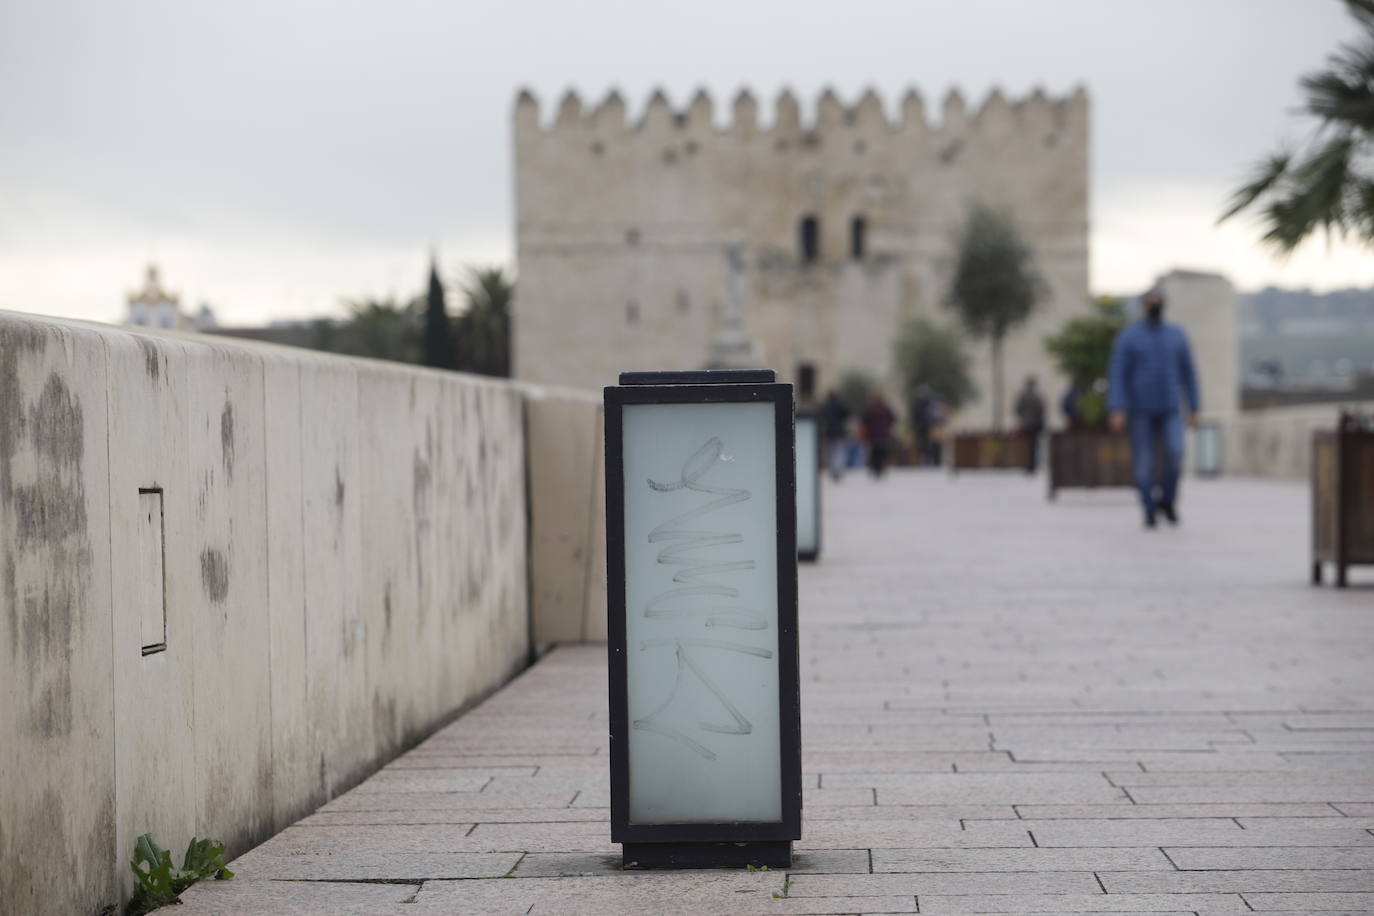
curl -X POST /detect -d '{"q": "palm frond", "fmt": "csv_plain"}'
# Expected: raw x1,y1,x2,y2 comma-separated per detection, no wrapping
1219,152,1292,222
1257,136,1356,253
1225,0,1374,251
461,266,513,315
1292,134,1356,229
1353,178,1374,244
1301,61,1374,130
1332,35,1374,81
1345,0,1374,30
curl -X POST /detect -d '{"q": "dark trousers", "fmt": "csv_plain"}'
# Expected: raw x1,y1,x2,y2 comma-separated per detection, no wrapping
1022,424,1043,473
867,439,891,477
1127,411,1184,512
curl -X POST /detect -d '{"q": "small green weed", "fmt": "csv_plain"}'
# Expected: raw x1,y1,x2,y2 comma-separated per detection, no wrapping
745,863,770,872
128,833,234,915
771,876,794,899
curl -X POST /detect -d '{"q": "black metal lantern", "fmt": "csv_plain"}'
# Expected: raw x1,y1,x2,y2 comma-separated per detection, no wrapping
795,408,821,562
603,369,802,869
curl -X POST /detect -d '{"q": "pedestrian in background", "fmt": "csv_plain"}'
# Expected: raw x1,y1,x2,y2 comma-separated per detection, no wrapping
820,388,850,482
909,384,934,466
1015,375,1046,473
860,391,897,478
927,398,947,467
1060,383,1083,430
1108,289,1201,528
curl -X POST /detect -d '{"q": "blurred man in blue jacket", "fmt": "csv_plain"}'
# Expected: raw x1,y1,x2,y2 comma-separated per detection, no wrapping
1108,289,1200,528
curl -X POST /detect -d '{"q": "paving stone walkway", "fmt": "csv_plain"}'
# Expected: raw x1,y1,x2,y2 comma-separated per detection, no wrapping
180,471,1374,914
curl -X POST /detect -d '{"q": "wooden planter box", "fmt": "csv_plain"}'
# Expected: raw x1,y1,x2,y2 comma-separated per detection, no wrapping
1312,415,1374,587
1047,430,1134,499
950,431,1034,472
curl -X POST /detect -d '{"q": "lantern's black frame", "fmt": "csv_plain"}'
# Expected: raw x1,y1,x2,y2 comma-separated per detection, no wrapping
604,369,802,868
795,408,822,563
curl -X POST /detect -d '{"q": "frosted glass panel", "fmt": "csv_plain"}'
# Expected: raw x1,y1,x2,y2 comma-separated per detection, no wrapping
796,416,818,555
1195,423,1221,475
622,401,782,824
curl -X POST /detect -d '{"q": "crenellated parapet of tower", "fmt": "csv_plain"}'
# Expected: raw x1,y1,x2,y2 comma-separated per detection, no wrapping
513,86,1088,138
510,83,1091,414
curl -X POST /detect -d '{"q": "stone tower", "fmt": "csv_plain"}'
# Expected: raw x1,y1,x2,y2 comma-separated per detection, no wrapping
512,86,1089,425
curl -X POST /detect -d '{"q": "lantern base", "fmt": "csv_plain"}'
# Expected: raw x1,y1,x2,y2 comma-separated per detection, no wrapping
621,840,792,869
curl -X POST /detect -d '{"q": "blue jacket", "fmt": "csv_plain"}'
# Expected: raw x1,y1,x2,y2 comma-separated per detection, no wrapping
1107,320,1200,415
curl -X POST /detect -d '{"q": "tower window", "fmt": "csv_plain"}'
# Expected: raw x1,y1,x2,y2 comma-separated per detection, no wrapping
799,215,820,265
850,215,867,260
626,301,640,325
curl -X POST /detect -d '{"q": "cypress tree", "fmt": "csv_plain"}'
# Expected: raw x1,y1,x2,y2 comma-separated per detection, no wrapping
422,255,455,370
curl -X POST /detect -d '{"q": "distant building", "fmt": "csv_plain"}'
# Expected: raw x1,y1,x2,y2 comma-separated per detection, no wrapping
194,302,218,331
124,265,217,331
1233,286,1374,407
1240,287,1374,386
1156,270,1239,421
125,264,185,329
511,86,1089,425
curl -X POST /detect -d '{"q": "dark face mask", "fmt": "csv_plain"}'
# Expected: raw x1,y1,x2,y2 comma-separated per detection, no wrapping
1146,303,1163,322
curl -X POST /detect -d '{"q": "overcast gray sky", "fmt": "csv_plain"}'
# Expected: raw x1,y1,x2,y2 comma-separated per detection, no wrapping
1,0,1367,325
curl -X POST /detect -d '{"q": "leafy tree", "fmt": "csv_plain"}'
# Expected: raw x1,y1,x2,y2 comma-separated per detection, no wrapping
893,314,976,411
455,266,513,377
423,256,456,370
837,369,878,416
1044,296,1127,388
1043,296,1127,428
944,202,1045,429
1221,0,1374,252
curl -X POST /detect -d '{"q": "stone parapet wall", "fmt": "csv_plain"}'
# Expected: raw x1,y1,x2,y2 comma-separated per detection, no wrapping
521,383,608,646
1,311,551,914
1220,401,1374,479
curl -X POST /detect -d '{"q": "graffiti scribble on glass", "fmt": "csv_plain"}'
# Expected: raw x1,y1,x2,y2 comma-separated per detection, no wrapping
634,436,773,761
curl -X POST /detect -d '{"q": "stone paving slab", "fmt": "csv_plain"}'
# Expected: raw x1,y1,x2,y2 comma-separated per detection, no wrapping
1245,891,1374,909
319,787,580,810
161,880,421,914
260,823,482,854
987,819,1374,847
1127,784,1374,803
409,876,921,914
1164,845,1374,869
1012,803,1344,819
179,474,1374,914
1100,869,1374,893
221,849,522,881
797,819,1031,850
296,805,607,827
786,871,1105,895
1236,815,1374,829
915,892,1251,913
870,847,1172,872
1106,768,1374,785
803,804,1017,821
